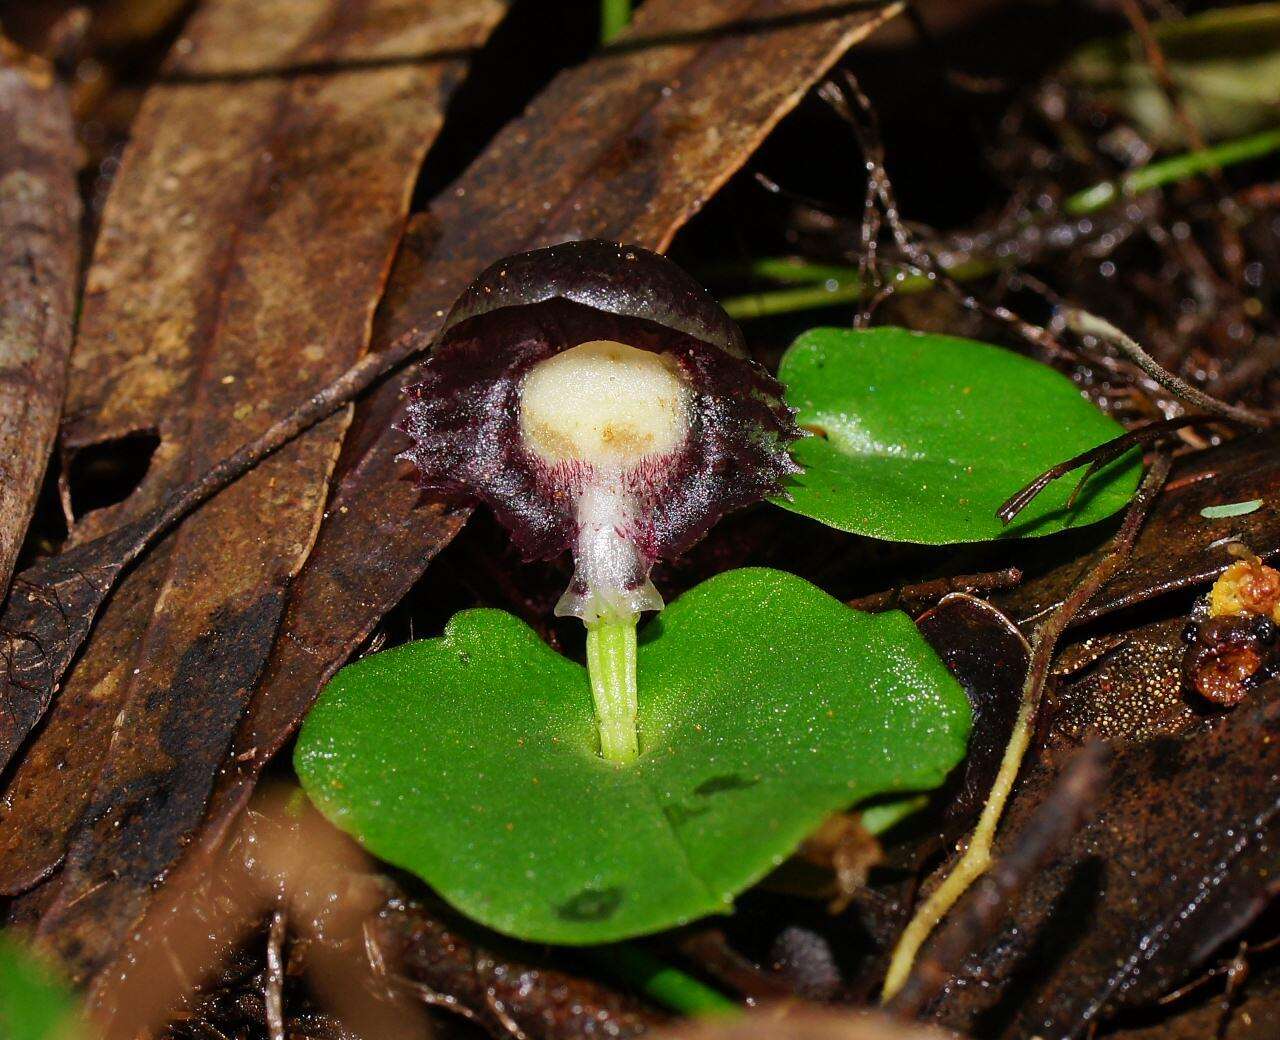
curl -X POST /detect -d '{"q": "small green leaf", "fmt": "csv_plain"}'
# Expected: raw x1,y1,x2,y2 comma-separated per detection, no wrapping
775,326,1141,544
296,568,970,944
1201,499,1264,519
0,933,83,1040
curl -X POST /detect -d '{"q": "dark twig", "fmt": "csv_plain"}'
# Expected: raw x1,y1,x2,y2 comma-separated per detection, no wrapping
140,324,431,549
817,76,887,323
996,416,1215,525
1117,0,1248,282
0,322,435,748
1214,942,1253,1040
887,742,1107,1016
14,317,430,639
392,977,486,1029
819,72,919,262
819,72,1078,363
751,170,857,220
847,567,1023,615
1118,0,1207,157
483,991,532,1040
1154,933,1280,1016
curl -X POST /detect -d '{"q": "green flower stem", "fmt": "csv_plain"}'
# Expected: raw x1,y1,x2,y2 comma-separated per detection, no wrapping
587,944,739,1016
586,615,639,763
601,0,632,43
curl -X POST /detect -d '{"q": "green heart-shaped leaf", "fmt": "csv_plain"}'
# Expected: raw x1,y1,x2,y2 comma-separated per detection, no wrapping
295,568,970,944
775,326,1141,543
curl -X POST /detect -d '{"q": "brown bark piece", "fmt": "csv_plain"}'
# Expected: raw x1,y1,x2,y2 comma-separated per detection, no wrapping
0,0,504,981
0,38,79,600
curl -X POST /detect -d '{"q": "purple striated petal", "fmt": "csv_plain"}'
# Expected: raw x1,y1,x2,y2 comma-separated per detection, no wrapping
399,241,800,621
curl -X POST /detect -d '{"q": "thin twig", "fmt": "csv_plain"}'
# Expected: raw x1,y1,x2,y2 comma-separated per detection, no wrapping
484,991,531,1040
880,453,1172,1002
996,415,1216,525
834,73,1066,357
1119,0,1207,157
816,74,1065,362
847,567,1023,614
144,325,430,544
265,909,287,1040
1117,0,1248,283
1063,308,1272,429
887,742,1107,1016
820,72,918,261
2,322,434,667
393,976,486,1027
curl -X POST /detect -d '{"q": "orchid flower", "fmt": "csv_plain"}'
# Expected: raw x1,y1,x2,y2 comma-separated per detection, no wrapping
401,240,799,761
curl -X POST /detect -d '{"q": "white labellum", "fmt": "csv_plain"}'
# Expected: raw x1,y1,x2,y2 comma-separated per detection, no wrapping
519,340,691,624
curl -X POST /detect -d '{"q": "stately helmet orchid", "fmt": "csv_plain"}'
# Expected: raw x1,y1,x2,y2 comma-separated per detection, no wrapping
399,240,800,760
401,240,799,621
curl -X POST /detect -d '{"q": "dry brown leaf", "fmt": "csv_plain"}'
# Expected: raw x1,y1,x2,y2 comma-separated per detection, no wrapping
922,687,1280,1039
90,785,663,1040
0,0,504,982
0,37,79,599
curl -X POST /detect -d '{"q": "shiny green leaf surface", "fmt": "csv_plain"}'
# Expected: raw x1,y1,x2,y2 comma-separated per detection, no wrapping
296,568,970,944
775,326,1141,543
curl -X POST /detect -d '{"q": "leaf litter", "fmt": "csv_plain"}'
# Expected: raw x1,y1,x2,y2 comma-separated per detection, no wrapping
0,36,79,602
4,2,1280,1038
0,0,914,1023
0,0,508,984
